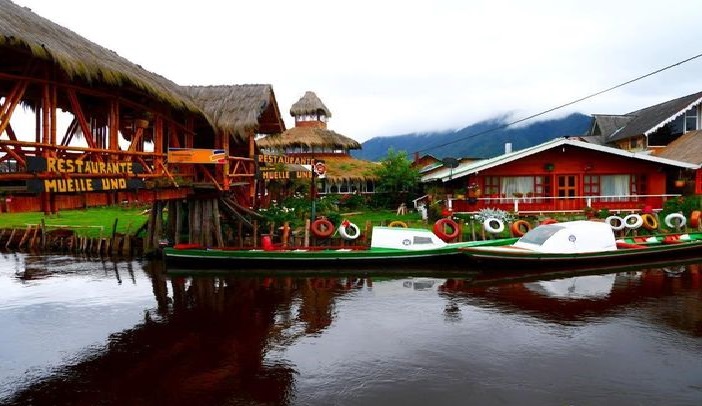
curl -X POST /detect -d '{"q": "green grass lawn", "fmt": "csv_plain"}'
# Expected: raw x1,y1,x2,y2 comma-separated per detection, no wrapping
341,209,424,228
0,206,150,238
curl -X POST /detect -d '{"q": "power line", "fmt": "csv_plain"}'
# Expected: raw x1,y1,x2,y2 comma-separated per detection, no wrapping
416,51,702,155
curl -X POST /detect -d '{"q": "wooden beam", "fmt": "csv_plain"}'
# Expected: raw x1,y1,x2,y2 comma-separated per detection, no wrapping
197,164,223,191
59,118,78,146
66,88,101,157
0,80,28,137
156,160,178,187
0,144,26,166
127,128,144,152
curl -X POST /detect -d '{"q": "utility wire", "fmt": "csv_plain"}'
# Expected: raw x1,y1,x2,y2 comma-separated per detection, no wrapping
415,51,702,155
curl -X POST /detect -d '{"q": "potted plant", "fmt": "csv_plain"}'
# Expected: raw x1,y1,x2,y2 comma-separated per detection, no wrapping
582,206,596,219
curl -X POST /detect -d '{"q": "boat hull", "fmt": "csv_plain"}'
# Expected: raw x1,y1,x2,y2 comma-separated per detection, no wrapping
460,235,702,269
163,239,512,270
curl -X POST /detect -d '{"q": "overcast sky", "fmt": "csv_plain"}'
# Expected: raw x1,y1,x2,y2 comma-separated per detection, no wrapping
13,0,702,142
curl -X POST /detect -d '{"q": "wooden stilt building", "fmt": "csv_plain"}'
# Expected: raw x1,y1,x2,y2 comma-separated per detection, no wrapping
0,1,285,253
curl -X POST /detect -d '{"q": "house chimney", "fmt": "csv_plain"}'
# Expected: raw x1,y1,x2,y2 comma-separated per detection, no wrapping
504,143,512,154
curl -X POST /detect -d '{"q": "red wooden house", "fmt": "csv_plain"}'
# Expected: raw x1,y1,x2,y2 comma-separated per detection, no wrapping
422,137,698,214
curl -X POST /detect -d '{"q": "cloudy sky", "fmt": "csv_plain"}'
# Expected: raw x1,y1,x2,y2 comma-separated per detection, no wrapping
13,0,702,142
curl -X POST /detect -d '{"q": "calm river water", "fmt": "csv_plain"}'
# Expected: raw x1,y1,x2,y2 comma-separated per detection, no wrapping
1,253,701,405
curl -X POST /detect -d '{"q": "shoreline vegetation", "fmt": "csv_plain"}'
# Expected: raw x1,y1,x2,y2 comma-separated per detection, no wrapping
0,205,426,239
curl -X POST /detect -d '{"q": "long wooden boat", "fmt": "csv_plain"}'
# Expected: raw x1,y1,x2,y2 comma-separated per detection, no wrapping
460,220,702,268
163,226,508,269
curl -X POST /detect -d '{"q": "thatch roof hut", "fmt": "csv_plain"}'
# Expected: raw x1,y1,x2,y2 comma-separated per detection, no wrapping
290,91,332,118
0,0,197,112
182,85,285,142
256,126,361,150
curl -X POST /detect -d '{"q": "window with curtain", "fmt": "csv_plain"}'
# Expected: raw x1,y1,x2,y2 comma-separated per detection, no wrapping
500,176,535,198
600,175,630,201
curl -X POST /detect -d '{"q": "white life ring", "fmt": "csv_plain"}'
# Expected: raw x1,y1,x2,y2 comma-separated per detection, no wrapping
665,213,686,229
606,215,626,231
338,221,360,240
483,217,505,234
623,214,643,229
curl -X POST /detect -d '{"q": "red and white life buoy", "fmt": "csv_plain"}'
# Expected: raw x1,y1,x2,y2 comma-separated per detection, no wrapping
338,220,360,240
606,215,626,231
483,217,505,234
311,218,334,238
433,218,460,242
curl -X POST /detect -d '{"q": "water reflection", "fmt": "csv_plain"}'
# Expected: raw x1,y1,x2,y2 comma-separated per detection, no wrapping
1,255,701,405
439,263,702,335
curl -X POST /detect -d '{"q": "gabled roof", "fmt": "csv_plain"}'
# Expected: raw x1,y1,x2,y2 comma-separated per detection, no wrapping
608,91,702,142
653,130,702,165
588,114,635,139
181,84,285,141
422,137,699,183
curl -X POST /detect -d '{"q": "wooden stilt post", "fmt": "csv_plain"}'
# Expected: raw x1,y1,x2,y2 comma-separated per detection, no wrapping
152,201,163,252
202,199,212,247
213,198,223,248
253,220,259,248
304,219,310,247
174,200,182,246
238,220,244,248
191,200,202,246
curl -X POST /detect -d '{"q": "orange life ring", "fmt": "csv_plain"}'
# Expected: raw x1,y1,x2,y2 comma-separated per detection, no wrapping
641,213,658,230
691,210,701,228
510,220,532,237
541,218,559,225
388,221,408,228
433,218,460,242
311,218,334,238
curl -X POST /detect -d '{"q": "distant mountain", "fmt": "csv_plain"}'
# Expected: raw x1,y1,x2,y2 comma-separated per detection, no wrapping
353,113,593,161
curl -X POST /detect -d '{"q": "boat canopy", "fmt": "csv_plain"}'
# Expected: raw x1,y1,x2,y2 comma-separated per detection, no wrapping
513,221,617,253
370,227,448,250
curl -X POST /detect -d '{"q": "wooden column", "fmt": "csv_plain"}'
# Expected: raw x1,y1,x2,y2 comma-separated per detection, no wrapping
248,132,256,201
222,132,230,190
109,99,119,159
154,115,163,171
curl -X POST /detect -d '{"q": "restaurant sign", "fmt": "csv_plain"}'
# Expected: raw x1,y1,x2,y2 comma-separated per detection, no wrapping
25,157,144,193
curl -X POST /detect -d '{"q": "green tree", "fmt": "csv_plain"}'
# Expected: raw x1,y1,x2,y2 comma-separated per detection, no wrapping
371,149,420,205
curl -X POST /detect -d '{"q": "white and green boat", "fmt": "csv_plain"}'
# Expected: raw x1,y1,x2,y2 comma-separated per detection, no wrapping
163,226,509,269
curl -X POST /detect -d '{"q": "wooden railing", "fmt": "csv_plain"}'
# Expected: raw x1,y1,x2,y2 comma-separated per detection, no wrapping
0,139,254,191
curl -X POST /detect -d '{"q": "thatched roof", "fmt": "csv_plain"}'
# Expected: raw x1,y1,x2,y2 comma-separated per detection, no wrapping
256,126,362,150
653,130,702,165
609,91,702,142
0,0,197,111
289,91,332,117
319,155,378,181
182,85,285,141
